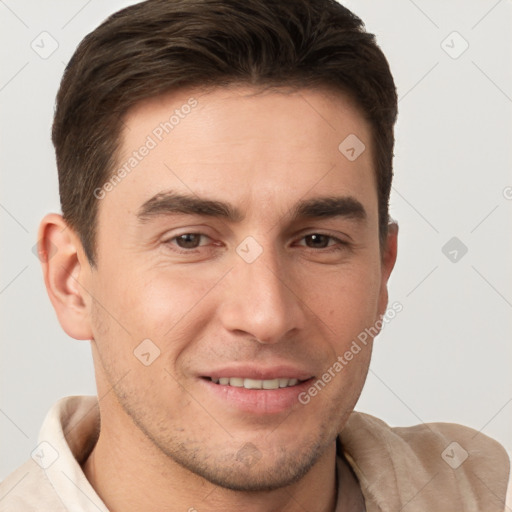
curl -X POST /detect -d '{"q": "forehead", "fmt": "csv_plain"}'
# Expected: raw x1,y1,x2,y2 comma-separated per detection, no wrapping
100,85,376,225
123,85,370,158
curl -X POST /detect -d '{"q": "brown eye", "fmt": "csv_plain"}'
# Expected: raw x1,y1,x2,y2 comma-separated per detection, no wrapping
174,233,203,249
164,232,220,256
304,234,332,249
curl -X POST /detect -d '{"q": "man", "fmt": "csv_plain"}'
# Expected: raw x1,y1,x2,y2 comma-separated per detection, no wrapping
0,0,510,510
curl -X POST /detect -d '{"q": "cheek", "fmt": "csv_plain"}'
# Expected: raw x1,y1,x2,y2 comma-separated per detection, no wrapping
321,260,382,328
89,267,220,365
121,270,218,334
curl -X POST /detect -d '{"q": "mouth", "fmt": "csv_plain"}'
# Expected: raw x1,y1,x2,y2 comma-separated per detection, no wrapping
204,376,310,389
199,371,315,414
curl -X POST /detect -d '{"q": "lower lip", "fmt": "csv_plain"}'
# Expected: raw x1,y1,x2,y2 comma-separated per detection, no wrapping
199,378,314,414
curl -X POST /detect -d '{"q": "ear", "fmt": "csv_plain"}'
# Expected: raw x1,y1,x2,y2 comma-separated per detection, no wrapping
376,221,398,318
37,213,94,340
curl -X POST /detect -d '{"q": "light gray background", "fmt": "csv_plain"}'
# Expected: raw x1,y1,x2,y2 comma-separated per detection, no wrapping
1,0,511,480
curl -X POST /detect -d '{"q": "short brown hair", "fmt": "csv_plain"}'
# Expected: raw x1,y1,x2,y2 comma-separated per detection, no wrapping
52,0,397,265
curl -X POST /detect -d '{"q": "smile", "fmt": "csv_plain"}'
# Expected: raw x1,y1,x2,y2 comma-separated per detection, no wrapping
207,377,307,389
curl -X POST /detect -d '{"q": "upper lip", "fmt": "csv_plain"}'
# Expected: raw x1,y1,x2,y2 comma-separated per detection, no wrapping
200,364,314,381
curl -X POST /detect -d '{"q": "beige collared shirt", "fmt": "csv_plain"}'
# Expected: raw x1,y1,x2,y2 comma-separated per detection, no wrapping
0,395,510,511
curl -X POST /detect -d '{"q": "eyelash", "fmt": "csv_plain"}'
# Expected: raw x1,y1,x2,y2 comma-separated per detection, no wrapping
164,233,349,255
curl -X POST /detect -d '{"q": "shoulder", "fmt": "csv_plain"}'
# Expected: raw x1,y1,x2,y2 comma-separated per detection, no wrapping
0,458,67,512
345,411,508,464
0,395,100,512
340,411,511,511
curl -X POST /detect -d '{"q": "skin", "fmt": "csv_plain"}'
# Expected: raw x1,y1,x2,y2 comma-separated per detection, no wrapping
39,85,397,512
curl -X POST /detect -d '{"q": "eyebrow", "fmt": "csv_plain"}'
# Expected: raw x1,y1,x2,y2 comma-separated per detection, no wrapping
137,191,367,224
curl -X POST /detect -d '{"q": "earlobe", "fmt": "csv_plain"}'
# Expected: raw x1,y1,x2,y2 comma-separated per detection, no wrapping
37,213,93,340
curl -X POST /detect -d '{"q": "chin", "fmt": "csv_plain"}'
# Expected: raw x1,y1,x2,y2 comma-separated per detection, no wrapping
164,430,332,492
180,451,320,492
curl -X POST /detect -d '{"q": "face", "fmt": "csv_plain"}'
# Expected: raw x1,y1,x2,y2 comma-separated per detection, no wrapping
78,86,395,491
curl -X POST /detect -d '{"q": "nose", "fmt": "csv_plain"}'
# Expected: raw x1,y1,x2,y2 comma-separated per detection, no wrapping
218,240,306,344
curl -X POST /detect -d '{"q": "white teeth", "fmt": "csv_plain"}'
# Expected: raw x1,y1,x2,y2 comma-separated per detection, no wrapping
262,379,280,390
244,378,262,389
210,377,301,389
